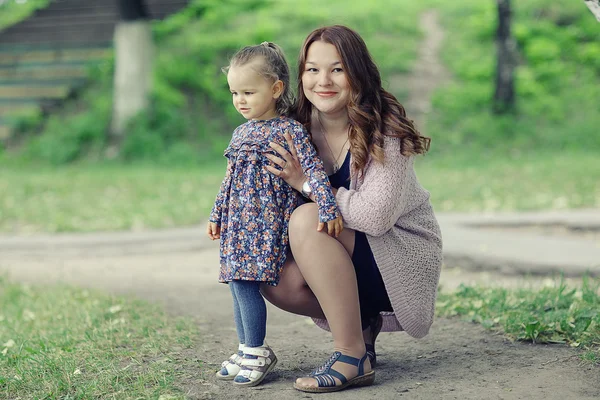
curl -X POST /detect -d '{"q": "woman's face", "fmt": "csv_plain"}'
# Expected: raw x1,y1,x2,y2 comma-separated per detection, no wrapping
301,41,351,117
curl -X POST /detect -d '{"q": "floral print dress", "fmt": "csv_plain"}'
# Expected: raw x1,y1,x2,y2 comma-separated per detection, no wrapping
210,116,340,285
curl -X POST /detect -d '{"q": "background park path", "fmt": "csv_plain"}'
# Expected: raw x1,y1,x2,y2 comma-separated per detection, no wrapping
2,10,599,400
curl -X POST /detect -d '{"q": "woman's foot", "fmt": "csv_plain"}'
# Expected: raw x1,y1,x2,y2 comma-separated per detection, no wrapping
233,345,278,387
294,351,374,393
215,343,245,380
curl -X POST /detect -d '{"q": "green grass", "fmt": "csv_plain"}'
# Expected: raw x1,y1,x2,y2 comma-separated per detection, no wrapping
436,277,600,364
0,276,202,399
0,161,225,233
1,149,598,233
417,150,600,212
425,0,600,154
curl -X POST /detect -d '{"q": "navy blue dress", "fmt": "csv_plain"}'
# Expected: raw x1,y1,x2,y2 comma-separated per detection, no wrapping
328,152,393,325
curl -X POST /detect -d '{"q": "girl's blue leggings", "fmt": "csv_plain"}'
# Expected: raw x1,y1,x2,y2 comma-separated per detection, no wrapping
229,280,266,348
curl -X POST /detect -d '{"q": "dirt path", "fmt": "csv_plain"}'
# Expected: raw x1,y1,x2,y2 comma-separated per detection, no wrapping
394,10,450,129
2,231,599,400
2,10,599,400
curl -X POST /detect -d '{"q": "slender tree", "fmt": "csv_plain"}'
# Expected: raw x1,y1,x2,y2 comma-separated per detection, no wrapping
493,0,516,114
109,0,154,149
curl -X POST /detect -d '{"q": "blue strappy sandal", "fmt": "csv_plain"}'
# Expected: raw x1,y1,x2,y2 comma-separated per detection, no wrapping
293,351,375,393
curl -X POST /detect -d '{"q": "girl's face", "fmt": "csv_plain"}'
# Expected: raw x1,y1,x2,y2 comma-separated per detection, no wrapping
227,61,281,121
301,41,351,117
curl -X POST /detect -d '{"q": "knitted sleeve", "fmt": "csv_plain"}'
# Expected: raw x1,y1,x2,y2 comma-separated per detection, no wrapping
335,136,415,236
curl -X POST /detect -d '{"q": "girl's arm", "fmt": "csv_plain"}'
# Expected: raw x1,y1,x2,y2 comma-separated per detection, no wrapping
335,136,428,237
209,159,234,225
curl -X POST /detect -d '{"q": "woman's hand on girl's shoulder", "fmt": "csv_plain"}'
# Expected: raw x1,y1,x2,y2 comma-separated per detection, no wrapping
264,132,306,191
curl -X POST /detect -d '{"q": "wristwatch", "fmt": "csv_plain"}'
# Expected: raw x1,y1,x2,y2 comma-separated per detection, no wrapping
301,180,312,198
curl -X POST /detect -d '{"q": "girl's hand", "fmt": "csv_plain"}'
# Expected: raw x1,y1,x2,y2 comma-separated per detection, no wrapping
207,221,220,240
264,132,306,192
318,216,344,237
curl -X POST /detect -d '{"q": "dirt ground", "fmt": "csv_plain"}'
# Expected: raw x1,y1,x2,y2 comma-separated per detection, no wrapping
1,232,599,400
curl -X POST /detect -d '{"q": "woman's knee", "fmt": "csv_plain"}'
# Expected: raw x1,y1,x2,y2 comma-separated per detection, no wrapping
289,203,319,244
261,257,306,303
289,202,355,255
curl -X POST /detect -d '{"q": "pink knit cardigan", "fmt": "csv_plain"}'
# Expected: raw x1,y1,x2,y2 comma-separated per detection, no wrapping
313,135,443,339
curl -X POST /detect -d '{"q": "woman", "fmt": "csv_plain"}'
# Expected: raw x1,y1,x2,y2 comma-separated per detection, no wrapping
262,25,443,393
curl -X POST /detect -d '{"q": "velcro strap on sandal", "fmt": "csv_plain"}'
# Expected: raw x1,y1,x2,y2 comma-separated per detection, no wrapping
240,358,266,367
244,346,271,358
238,368,263,380
228,354,240,363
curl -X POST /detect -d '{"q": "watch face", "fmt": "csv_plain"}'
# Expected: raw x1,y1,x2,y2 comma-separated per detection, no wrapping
302,180,311,197
303,181,311,193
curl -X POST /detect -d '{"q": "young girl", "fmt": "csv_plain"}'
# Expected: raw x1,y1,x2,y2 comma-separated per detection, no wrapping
206,42,343,387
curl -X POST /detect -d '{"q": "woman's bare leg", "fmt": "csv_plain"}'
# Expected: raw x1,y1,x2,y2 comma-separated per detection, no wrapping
261,208,356,320
287,203,370,387
261,255,325,319
263,263,375,344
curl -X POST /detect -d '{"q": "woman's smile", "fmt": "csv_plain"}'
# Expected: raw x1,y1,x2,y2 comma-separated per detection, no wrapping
316,91,338,98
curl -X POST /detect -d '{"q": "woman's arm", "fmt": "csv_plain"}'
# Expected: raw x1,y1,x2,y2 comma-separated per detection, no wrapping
336,136,423,237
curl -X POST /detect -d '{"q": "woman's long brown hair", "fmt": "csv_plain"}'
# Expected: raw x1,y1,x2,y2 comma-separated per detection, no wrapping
294,25,430,177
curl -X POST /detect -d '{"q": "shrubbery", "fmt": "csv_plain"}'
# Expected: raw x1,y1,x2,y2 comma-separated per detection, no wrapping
5,0,599,164
427,0,600,155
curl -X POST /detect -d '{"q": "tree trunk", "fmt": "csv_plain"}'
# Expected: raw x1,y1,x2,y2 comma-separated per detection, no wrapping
493,0,516,114
584,0,600,21
109,0,153,151
117,0,149,20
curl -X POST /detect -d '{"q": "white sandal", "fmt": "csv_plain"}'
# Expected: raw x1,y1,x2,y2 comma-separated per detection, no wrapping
215,343,244,380
233,345,278,387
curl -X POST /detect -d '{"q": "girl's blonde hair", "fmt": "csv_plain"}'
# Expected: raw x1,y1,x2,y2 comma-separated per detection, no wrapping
224,42,294,116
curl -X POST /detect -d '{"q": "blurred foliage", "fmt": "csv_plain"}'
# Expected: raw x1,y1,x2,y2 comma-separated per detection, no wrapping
7,0,424,165
3,0,599,165
0,0,49,30
426,0,600,155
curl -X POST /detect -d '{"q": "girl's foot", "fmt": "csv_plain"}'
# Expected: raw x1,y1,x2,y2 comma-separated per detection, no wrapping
233,345,278,387
215,344,244,380
294,351,374,393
